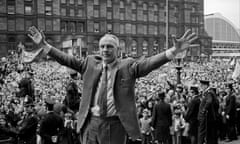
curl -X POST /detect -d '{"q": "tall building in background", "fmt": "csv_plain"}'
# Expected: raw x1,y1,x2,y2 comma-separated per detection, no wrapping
0,0,211,59
205,13,240,59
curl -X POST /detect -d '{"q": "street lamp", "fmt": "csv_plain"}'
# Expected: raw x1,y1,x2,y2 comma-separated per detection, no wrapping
165,0,169,49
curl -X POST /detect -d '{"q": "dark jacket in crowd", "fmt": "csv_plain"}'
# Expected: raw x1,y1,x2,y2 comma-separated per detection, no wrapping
18,114,38,144
198,88,219,144
185,95,201,136
39,111,64,144
151,100,172,143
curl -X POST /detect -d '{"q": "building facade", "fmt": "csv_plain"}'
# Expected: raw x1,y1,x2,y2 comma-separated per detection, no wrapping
0,0,211,58
205,13,240,59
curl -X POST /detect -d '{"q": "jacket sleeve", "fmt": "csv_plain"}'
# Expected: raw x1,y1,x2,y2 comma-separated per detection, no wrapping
47,47,88,74
225,95,236,115
129,52,170,78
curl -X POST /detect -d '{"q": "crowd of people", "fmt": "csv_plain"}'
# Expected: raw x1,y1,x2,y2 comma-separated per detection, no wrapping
1,50,240,144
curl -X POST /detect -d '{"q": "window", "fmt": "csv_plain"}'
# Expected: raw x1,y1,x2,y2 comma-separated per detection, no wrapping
70,9,75,16
107,23,112,33
143,14,147,21
131,2,136,9
132,24,136,34
120,1,124,8
131,40,137,55
143,3,148,11
46,19,52,31
132,13,136,21
0,18,7,30
154,14,158,22
142,40,148,55
61,21,67,32
61,8,66,16
77,22,84,33
94,9,99,17
8,19,15,31
45,6,52,16
8,5,15,14
107,11,112,19
77,9,83,17
143,25,147,35
94,22,99,32
120,12,125,20
69,0,74,4
153,4,158,11
69,22,76,32
120,24,125,34
93,0,99,5
107,0,112,7
78,0,83,5
25,5,32,15
154,26,158,35
46,0,52,1
119,40,126,53
25,20,32,31
61,0,66,4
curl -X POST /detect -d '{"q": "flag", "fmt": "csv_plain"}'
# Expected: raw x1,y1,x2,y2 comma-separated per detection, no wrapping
21,48,43,63
232,60,240,80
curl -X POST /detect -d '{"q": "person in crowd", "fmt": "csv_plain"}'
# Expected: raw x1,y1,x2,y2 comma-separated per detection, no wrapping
0,112,18,144
151,92,172,144
224,82,238,142
28,26,198,144
139,109,152,144
17,96,38,144
198,80,219,144
63,72,81,113
184,86,201,144
172,108,185,144
39,98,64,144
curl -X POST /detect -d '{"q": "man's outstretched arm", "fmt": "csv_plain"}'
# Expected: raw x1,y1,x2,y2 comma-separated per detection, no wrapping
28,26,86,74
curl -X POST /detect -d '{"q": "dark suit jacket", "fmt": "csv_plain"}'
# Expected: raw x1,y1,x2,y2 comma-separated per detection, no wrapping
48,47,170,140
185,95,201,135
151,101,172,128
225,93,236,123
39,112,64,144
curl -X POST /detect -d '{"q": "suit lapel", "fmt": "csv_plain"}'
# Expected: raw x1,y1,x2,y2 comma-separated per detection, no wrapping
111,60,120,88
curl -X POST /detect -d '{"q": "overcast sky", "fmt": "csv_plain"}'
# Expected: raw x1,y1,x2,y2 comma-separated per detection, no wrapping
204,0,240,29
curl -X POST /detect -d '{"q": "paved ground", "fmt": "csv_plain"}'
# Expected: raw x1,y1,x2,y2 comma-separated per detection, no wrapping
219,136,240,144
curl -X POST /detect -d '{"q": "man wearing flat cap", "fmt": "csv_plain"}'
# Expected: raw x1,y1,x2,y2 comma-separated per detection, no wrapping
28,25,198,144
224,82,237,142
185,86,200,144
39,98,64,144
151,92,172,144
198,80,219,144
18,96,38,144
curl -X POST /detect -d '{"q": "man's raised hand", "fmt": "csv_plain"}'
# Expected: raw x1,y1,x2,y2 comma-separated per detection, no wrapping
172,29,199,55
28,26,45,46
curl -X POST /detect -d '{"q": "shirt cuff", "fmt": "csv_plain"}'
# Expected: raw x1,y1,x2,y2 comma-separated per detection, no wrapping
165,47,176,60
41,43,52,55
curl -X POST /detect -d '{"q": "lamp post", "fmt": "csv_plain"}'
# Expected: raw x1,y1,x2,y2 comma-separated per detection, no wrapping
175,58,182,84
165,0,169,49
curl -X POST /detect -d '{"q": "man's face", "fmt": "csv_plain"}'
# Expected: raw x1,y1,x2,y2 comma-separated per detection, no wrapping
99,42,118,64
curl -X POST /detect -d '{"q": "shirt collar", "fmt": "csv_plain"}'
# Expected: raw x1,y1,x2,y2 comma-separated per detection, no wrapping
103,59,117,70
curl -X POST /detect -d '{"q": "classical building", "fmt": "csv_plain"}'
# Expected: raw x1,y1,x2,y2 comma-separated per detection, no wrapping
0,0,211,58
205,13,240,59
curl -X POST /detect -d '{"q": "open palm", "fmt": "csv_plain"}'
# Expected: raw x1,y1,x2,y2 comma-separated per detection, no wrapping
173,29,199,53
28,26,45,45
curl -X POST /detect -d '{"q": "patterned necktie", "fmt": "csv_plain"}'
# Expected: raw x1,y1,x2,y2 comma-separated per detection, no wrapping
97,65,108,117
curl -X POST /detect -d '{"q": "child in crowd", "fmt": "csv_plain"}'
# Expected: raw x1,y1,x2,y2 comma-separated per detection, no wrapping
140,109,152,144
172,109,185,144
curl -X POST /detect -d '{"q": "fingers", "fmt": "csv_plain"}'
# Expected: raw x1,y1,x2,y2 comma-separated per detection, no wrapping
182,29,191,39
189,44,200,48
189,35,198,43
